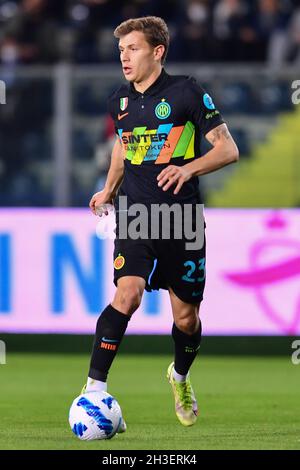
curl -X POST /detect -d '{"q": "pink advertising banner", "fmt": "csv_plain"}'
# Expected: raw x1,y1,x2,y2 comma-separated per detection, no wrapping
0,208,299,335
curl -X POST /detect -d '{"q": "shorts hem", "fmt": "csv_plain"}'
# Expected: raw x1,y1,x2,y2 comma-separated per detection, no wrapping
168,285,204,305
113,272,150,287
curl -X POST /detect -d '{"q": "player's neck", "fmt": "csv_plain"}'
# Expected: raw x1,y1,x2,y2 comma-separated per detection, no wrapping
133,67,163,94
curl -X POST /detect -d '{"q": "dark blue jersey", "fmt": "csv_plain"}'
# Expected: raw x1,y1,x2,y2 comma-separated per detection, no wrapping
107,68,224,207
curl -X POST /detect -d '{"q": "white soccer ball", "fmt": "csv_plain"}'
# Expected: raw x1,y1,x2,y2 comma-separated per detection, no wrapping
69,391,123,440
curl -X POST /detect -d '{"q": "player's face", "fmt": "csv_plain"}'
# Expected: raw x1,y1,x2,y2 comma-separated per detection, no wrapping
119,31,160,83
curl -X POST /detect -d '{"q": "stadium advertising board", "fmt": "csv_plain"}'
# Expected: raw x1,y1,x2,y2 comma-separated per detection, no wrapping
0,209,299,335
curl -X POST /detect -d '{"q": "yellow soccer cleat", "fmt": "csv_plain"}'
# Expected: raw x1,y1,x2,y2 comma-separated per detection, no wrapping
167,362,198,426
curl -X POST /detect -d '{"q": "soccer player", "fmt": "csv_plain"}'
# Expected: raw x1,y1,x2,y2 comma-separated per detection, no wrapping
86,16,239,429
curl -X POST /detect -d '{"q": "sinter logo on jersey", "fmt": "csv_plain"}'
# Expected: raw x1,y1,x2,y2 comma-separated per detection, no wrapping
118,121,195,165
120,97,128,111
155,99,171,119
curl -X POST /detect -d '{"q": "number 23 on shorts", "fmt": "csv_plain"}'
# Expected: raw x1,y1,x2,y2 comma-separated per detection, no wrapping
181,257,206,283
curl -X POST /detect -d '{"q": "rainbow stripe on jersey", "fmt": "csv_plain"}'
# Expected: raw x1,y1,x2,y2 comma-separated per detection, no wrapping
118,121,196,165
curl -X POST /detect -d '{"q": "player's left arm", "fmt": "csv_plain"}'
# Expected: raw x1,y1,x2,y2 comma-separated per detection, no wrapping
187,122,239,176
157,123,239,195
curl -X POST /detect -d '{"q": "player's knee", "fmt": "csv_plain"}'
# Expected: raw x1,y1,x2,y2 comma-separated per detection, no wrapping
113,285,143,315
176,311,199,335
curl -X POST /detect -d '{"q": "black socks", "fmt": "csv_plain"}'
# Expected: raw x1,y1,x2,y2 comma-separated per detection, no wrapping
88,304,130,382
89,305,201,381
172,320,202,376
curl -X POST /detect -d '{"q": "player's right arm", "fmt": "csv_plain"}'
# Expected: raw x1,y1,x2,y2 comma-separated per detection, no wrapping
89,137,124,215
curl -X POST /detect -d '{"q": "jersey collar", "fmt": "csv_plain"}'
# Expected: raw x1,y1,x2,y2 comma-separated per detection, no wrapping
128,68,169,99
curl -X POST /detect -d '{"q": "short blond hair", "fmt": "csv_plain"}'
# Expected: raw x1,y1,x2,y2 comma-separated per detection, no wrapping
114,16,170,64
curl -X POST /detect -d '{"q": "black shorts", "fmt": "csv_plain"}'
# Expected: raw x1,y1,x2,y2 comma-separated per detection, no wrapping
113,231,206,305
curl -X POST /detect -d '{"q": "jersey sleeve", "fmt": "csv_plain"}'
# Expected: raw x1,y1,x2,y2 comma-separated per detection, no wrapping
184,78,224,137
107,94,119,137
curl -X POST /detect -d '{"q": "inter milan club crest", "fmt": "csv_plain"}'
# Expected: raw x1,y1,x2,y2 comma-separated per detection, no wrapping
120,97,128,111
155,98,171,119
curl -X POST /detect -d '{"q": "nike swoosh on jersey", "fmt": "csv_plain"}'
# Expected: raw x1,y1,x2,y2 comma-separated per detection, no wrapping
118,112,129,120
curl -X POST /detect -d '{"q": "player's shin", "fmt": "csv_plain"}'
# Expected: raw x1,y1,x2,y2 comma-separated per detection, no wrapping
172,320,202,378
87,304,130,387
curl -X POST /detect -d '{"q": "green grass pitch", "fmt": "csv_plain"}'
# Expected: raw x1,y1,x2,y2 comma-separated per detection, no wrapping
0,354,299,450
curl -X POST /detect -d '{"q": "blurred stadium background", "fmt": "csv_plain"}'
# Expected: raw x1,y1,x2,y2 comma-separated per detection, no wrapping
0,0,300,450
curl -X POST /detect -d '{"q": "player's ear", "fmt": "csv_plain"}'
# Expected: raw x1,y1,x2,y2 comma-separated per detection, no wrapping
154,44,165,62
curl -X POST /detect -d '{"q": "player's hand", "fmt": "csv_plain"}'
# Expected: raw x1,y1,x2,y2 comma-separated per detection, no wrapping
89,189,114,217
157,165,192,195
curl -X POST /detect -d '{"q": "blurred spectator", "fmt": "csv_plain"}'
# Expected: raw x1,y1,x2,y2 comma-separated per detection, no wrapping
253,0,292,63
212,0,251,61
286,6,300,63
0,0,60,65
181,0,212,61
0,0,298,65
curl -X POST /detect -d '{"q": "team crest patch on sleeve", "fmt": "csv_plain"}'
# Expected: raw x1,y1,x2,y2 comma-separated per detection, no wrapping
114,254,125,270
120,97,128,111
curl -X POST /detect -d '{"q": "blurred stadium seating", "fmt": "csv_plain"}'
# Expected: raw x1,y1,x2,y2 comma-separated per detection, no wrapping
0,0,299,207
0,64,299,207
209,105,300,206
